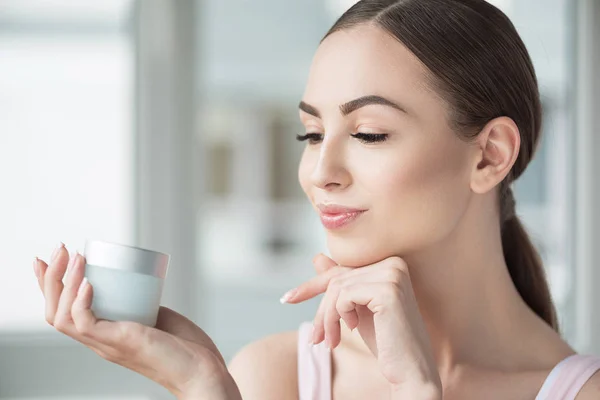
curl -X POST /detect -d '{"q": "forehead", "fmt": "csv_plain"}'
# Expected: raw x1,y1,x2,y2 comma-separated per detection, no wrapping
302,24,431,112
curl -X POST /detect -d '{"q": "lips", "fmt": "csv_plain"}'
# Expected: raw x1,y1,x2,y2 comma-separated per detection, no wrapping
317,203,367,230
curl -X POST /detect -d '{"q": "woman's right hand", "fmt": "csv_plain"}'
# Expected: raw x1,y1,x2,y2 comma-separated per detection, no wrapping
33,242,242,400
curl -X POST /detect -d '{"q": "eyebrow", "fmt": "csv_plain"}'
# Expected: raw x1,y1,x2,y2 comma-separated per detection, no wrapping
298,95,408,118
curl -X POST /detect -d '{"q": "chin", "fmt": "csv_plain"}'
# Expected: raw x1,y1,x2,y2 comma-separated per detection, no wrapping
326,235,402,268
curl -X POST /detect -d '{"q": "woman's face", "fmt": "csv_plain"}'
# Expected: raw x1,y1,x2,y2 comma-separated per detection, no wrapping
298,24,475,268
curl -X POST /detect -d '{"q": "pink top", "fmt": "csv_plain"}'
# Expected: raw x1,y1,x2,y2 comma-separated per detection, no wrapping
297,322,600,400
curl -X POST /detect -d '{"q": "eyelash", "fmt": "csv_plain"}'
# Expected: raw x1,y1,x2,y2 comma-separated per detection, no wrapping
295,132,388,145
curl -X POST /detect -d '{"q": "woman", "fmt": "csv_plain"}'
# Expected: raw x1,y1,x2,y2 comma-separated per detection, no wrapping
32,0,600,399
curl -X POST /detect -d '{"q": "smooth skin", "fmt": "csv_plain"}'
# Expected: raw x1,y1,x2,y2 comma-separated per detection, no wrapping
34,24,600,399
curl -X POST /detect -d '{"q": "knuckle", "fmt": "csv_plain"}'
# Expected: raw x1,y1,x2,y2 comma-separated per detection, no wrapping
335,298,349,314
44,265,59,278
336,285,350,302
385,267,404,283
106,350,123,363
389,264,410,281
96,348,118,363
75,320,93,337
45,314,55,326
53,317,68,333
324,316,339,329
93,348,109,360
381,364,398,382
117,325,134,343
328,277,340,289
329,275,345,290
387,256,408,270
118,323,141,344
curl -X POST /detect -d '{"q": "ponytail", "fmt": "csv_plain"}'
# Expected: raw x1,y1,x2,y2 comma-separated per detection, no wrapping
500,186,559,332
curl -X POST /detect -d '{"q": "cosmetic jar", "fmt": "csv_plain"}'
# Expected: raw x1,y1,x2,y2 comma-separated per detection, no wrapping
83,239,170,327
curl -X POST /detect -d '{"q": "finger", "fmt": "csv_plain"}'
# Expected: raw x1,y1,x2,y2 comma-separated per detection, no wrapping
71,278,140,349
39,252,109,352
285,265,351,304
54,252,84,332
311,290,329,346
34,257,46,293
321,275,350,349
291,257,403,304
38,260,49,296
43,243,69,325
307,259,406,345
326,266,403,342
288,259,397,304
312,253,337,275
335,285,360,332
312,272,350,346
337,283,386,357
71,277,98,335
338,281,398,314
323,288,342,349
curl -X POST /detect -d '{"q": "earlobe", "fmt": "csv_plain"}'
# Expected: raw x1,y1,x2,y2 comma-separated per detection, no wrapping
470,116,520,195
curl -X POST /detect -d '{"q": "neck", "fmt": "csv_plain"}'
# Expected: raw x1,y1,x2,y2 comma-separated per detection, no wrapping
339,197,546,378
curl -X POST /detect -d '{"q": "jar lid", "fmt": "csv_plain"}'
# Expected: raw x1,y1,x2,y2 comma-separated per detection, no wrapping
83,239,170,279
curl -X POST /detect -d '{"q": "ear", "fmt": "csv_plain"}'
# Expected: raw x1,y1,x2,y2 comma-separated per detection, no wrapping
470,116,520,194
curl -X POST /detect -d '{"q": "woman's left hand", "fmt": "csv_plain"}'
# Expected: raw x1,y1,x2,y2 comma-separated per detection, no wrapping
281,254,442,398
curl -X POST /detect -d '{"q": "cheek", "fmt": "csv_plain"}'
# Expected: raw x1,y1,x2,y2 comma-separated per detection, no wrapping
378,138,471,247
326,138,471,267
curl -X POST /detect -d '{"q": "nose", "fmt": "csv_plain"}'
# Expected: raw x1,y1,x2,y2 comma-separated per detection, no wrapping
309,137,352,191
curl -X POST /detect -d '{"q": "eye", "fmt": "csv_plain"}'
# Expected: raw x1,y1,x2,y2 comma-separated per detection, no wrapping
351,132,388,143
296,132,389,145
296,133,323,145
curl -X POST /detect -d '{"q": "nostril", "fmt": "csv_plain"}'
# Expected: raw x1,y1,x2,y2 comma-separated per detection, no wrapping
324,182,342,190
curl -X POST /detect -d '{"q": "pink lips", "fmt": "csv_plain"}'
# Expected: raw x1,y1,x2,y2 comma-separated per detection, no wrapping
317,203,367,230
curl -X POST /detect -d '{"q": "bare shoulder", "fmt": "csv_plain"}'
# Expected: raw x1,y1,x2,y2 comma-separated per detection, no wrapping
227,330,299,400
575,370,600,399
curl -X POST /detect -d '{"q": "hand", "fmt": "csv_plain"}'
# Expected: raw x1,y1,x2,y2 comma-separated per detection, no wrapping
282,253,442,398
33,243,242,400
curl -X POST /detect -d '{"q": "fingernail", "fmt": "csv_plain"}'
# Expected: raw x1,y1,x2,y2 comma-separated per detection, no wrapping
279,288,297,304
68,251,79,270
78,277,88,296
51,242,64,261
33,257,39,276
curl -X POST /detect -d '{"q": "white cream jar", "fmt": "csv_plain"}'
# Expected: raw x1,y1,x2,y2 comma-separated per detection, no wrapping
83,239,170,327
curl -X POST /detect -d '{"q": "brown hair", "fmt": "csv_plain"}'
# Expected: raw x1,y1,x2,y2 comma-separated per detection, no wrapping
322,0,558,331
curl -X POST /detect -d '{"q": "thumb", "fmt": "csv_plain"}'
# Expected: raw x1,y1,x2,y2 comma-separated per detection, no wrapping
312,253,337,274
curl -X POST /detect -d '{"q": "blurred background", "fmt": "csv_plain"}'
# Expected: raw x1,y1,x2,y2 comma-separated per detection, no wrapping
1,0,599,398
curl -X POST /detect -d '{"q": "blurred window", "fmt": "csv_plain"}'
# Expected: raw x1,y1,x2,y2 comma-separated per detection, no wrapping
0,0,134,331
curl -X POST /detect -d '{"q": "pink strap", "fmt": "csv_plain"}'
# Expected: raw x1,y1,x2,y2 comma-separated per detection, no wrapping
536,354,600,399
297,322,332,400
